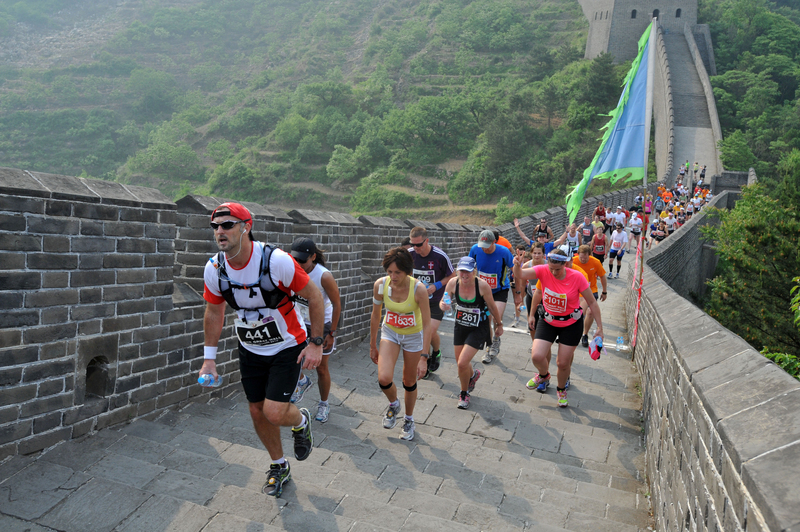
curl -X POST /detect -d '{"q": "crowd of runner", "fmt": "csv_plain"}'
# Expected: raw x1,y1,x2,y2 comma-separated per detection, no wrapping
198,186,710,496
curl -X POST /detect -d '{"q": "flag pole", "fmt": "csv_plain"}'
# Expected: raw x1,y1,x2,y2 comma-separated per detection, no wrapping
633,18,656,361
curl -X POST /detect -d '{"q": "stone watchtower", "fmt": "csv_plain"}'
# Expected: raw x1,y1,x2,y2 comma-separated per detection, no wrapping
579,0,698,61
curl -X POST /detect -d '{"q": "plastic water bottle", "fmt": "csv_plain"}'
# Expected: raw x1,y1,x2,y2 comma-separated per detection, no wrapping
520,304,527,314
616,336,624,352
442,292,453,318
198,374,222,387
424,281,433,299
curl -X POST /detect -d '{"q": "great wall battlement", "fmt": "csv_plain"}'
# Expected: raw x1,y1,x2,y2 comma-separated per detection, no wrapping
1,164,795,530
627,190,800,532
0,167,655,460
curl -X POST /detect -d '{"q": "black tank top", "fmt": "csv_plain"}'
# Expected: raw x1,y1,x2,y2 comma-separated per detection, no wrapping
454,278,487,328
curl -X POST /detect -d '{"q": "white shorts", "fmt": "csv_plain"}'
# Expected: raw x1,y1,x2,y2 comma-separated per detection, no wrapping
380,326,424,353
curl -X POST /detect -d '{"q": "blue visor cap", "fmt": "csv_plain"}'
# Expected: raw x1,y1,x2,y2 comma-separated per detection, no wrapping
457,256,477,271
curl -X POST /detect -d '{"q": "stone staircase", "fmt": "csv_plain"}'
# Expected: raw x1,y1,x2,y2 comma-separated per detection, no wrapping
662,33,718,183
0,280,652,532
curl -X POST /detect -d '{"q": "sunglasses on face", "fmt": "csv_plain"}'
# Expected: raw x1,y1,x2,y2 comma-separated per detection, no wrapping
410,240,426,247
210,220,243,230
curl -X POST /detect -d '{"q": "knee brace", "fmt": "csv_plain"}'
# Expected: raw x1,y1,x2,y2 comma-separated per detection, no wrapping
402,382,417,392
379,381,393,390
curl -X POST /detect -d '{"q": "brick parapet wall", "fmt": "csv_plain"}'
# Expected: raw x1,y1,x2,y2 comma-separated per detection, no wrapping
684,23,723,177
0,167,691,461
625,190,800,532
654,24,676,186
505,183,659,249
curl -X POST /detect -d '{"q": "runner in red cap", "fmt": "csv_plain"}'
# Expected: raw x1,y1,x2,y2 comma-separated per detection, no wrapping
200,202,326,497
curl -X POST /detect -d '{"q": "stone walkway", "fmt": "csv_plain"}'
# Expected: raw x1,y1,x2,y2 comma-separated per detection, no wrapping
0,275,652,531
664,33,720,182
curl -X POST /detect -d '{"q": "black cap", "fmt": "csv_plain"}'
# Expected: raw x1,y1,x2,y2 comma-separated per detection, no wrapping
291,237,317,261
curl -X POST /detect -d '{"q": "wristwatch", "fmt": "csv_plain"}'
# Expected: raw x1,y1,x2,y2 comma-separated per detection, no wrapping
308,336,324,346
327,330,336,337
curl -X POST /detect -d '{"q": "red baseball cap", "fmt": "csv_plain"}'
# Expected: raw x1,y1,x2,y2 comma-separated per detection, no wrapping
211,202,251,222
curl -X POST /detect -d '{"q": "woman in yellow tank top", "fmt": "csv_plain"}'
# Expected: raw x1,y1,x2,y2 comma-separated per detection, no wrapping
370,247,431,442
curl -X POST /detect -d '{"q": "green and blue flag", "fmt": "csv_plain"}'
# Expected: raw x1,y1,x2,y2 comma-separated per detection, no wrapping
566,22,654,223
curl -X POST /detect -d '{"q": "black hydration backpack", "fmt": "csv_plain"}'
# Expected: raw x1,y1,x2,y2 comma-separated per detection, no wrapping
215,243,295,313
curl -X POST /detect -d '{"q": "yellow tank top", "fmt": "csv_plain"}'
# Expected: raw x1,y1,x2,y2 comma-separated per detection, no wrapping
381,276,423,335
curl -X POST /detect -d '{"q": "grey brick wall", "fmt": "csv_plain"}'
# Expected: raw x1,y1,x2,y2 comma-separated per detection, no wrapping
625,190,800,532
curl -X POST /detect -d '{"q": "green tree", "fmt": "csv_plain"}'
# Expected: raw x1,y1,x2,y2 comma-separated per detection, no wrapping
703,184,800,357
126,68,178,117
326,144,359,183
206,139,234,165
719,130,758,170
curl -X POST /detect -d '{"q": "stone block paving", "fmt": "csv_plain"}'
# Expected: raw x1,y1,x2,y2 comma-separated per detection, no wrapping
0,274,653,531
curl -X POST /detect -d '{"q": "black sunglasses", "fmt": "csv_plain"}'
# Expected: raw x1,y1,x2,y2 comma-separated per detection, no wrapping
210,220,243,230
410,240,426,247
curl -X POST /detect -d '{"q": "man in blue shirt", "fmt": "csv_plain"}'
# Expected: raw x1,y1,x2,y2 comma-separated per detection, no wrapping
469,230,514,363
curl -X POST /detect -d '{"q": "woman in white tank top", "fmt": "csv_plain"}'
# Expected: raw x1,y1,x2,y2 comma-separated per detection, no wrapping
289,238,341,424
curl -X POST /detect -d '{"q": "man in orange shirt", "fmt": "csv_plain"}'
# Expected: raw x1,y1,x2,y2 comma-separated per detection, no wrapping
573,245,608,347
494,230,513,252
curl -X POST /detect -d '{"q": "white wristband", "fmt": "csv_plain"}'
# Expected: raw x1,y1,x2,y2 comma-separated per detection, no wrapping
204,346,218,360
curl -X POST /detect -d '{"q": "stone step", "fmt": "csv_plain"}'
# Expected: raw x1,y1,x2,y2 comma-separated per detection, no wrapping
2,279,651,530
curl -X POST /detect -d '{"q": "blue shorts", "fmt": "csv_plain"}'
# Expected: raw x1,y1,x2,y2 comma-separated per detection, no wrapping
609,249,625,260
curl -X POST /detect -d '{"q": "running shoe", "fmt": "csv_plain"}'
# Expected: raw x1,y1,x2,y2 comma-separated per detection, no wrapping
581,335,589,348
263,462,291,497
427,350,441,373
457,391,470,410
315,402,330,423
400,418,415,441
615,272,620,279
557,389,569,407
291,408,313,461
526,373,550,392
482,338,500,364
511,317,519,328
383,402,401,429
468,369,481,393
290,375,312,404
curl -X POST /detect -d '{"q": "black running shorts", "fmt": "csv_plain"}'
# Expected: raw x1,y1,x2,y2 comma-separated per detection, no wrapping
453,319,491,350
429,298,444,321
239,342,305,404
492,288,509,304
533,315,584,347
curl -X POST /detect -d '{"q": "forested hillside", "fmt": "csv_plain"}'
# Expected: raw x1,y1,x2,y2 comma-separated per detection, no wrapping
700,0,800,365
0,0,634,222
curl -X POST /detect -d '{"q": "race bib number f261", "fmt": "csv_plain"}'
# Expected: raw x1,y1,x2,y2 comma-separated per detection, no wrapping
455,305,481,327
385,311,417,329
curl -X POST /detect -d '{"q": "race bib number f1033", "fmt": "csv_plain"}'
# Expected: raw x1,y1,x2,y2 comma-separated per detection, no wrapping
385,311,417,329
